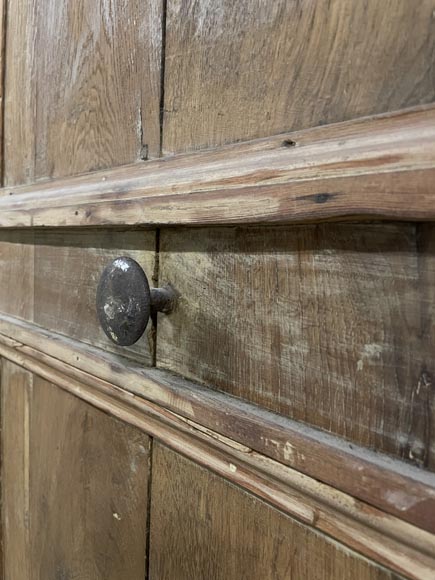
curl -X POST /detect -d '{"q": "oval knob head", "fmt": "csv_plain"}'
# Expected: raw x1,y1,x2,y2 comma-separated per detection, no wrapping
96,257,151,346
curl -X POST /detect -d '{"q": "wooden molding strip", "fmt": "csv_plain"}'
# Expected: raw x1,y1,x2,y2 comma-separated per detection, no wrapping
0,105,435,227
0,333,434,578
0,314,434,539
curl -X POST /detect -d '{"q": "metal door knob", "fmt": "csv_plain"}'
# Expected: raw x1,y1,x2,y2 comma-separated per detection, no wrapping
96,256,177,346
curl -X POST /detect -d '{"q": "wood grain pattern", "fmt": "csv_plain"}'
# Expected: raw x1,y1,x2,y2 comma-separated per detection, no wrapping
3,346,433,578
150,443,404,580
3,0,162,185
33,229,156,364
162,0,435,154
1,362,151,580
157,223,435,471
0,231,34,320
30,376,150,580
0,105,434,227
1,313,435,537
0,343,432,578
1,360,32,580
2,0,36,186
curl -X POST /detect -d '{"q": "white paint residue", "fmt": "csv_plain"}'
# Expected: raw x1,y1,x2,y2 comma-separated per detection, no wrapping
113,512,122,521
109,329,119,343
229,463,237,473
385,491,420,512
356,343,383,372
114,258,129,272
283,441,295,462
103,301,116,320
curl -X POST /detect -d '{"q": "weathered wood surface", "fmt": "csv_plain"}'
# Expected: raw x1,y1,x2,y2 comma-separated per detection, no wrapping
157,223,435,472
0,231,34,320
1,360,151,580
0,106,434,227
150,444,405,580
1,360,32,580
0,313,434,537
0,347,433,578
162,0,435,154
3,0,162,186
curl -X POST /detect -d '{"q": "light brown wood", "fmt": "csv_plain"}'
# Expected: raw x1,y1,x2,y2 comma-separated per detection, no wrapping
0,4,162,574
3,0,162,186
30,375,151,580
150,443,404,580
1,360,32,580
0,315,434,541
162,0,435,154
1,360,151,580
2,0,35,186
157,223,435,471
0,0,6,182
0,106,434,227
0,231,34,320
0,347,433,578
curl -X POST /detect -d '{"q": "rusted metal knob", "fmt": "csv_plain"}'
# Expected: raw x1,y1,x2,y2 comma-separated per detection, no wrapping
96,256,177,346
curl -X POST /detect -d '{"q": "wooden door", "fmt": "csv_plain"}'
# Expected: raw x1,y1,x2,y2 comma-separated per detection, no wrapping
0,1,435,579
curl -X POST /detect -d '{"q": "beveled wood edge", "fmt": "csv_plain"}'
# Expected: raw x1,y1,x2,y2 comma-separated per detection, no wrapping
0,315,434,541
0,333,434,578
0,104,435,227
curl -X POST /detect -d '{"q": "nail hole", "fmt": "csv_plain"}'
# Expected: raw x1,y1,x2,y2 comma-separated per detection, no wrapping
74,211,79,216
140,144,148,161
282,139,297,148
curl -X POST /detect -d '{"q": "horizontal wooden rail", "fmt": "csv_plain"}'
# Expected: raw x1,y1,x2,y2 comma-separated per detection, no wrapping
0,105,435,227
0,323,434,578
0,313,434,540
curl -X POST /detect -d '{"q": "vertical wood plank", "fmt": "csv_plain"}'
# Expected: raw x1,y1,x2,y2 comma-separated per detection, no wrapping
1,364,151,579
4,0,163,184
1,360,32,580
30,376,151,580
163,0,435,154
0,231,34,321
2,0,36,186
149,443,402,580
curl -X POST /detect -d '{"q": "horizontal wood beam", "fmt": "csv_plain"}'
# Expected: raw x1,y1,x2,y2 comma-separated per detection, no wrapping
0,331,434,578
0,313,434,540
0,105,435,227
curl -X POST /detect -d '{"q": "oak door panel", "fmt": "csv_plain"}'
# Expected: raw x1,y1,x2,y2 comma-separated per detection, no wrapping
149,443,402,580
0,231,34,320
163,0,435,154
1,361,151,580
156,223,435,470
4,0,162,186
